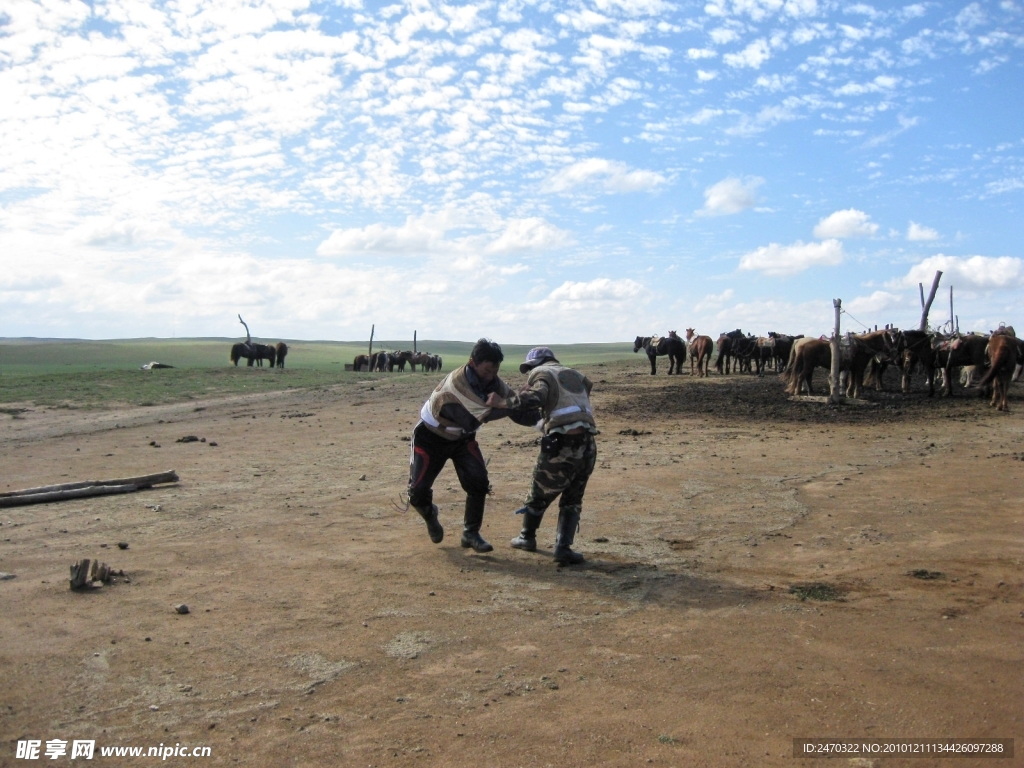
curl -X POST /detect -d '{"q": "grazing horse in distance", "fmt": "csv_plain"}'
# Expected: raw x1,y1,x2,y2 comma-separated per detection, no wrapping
230,342,275,367
275,342,288,368
353,354,369,371
633,334,686,375
684,328,713,377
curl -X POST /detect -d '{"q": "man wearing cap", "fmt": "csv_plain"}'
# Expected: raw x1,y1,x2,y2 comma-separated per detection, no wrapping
485,347,598,565
408,338,538,553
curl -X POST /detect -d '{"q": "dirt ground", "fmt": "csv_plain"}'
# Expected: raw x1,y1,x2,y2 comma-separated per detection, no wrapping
1,361,1021,767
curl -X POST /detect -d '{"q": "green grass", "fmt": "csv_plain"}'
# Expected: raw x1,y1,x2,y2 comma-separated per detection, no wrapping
0,338,636,408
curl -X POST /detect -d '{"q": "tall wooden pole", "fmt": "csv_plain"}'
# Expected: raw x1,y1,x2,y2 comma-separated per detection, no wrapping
919,270,942,331
368,324,374,359
829,299,843,404
949,286,954,332
414,330,417,354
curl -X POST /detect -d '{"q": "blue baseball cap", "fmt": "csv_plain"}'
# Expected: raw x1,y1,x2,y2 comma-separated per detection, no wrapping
520,347,559,373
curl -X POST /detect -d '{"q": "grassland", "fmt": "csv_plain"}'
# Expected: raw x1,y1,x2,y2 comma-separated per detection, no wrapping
0,338,636,408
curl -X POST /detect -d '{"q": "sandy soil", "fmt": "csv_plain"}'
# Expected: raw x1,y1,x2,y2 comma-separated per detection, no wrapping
1,362,1021,767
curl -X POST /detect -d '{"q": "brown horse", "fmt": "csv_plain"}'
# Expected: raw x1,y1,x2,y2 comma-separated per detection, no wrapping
784,337,831,395
353,354,369,371
684,329,713,377
977,333,1022,411
275,342,288,368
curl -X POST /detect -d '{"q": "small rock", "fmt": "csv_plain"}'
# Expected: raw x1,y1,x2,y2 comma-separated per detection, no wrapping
358,474,367,481
149,705,159,711
0,572,16,581
176,435,200,443
174,604,190,614
208,442,218,447
117,542,129,550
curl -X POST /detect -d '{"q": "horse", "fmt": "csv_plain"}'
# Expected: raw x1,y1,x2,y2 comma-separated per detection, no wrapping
275,342,288,368
938,333,989,396
230,342,275,367
633,334,686,375
371,351,388,371
714,329,743,374
684,329,713,377
353,354,369,371
409,352,432,371
768,332,802,373
387,351,412,372
977,333,1022,411
783,337,831,395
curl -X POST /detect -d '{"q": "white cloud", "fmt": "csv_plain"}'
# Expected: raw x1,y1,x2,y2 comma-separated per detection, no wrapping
696,69,719,81
687,47,717,59
906,221,939,241
846,290,904,315
892,255,1024,291
694,288,734,312
723,38,772,68
697,176,764,216
813,209,878,238
738,239,844,275
315,208,570,257
546,158,667,193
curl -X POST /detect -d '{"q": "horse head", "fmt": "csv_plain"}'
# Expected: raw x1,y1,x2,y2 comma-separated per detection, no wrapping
633,336,646,353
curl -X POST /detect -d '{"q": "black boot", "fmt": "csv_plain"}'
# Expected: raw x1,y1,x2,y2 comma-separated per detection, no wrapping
510,507,543,552
553,506,584,565
460,494,493,553
413,503,444,544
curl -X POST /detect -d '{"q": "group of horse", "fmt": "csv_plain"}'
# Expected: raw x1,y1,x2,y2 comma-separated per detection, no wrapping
354,350,442,373
633,329,797,378
230,341,288,368
783,326,1024,411
634,324,1024,412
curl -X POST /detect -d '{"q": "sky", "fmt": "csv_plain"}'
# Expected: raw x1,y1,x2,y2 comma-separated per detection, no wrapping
2,0,1023,344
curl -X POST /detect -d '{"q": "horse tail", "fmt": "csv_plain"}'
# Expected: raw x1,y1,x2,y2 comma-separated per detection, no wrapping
230,343,240,365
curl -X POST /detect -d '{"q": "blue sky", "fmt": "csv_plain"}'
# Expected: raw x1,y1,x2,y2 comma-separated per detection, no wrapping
2,0,1022,343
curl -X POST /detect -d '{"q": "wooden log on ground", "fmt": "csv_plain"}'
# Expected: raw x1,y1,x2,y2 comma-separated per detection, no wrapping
0,471,179,508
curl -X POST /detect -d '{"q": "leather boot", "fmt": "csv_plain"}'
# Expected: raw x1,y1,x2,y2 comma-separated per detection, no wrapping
460,494,493,553
553,506,584,565
510,507,543,552
413,503,444,544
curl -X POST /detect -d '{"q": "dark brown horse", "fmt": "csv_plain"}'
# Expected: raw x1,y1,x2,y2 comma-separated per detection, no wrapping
684,329,713,377
714,329,743,374
634,334,686,375
275,342,288,368
230,342,275,367
977,333,1022,411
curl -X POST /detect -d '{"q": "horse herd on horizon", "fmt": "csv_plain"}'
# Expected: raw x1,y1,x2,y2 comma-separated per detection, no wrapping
353,350,442,373
635,325,1024,412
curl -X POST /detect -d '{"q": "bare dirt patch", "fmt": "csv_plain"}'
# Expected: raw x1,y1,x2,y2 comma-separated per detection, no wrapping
1,363,1021,766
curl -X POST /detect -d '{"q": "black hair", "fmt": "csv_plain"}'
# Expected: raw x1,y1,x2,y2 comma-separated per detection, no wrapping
470,338,504,365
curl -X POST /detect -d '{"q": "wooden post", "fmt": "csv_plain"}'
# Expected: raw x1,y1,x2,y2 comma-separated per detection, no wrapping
829,299,843,404
919,271,942,331
368,324,374,359
238,314,251,343
949,286,954,331
414,330,417,354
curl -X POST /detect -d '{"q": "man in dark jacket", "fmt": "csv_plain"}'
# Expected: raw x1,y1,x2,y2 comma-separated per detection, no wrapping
408,338,537,552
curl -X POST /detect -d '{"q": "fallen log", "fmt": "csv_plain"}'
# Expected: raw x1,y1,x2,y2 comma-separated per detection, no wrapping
0,470,179,508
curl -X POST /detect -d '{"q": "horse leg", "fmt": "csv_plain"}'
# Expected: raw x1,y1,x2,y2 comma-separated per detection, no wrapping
649,353,656,375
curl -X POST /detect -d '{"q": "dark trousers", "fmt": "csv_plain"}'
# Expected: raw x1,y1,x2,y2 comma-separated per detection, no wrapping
408,423,489,509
